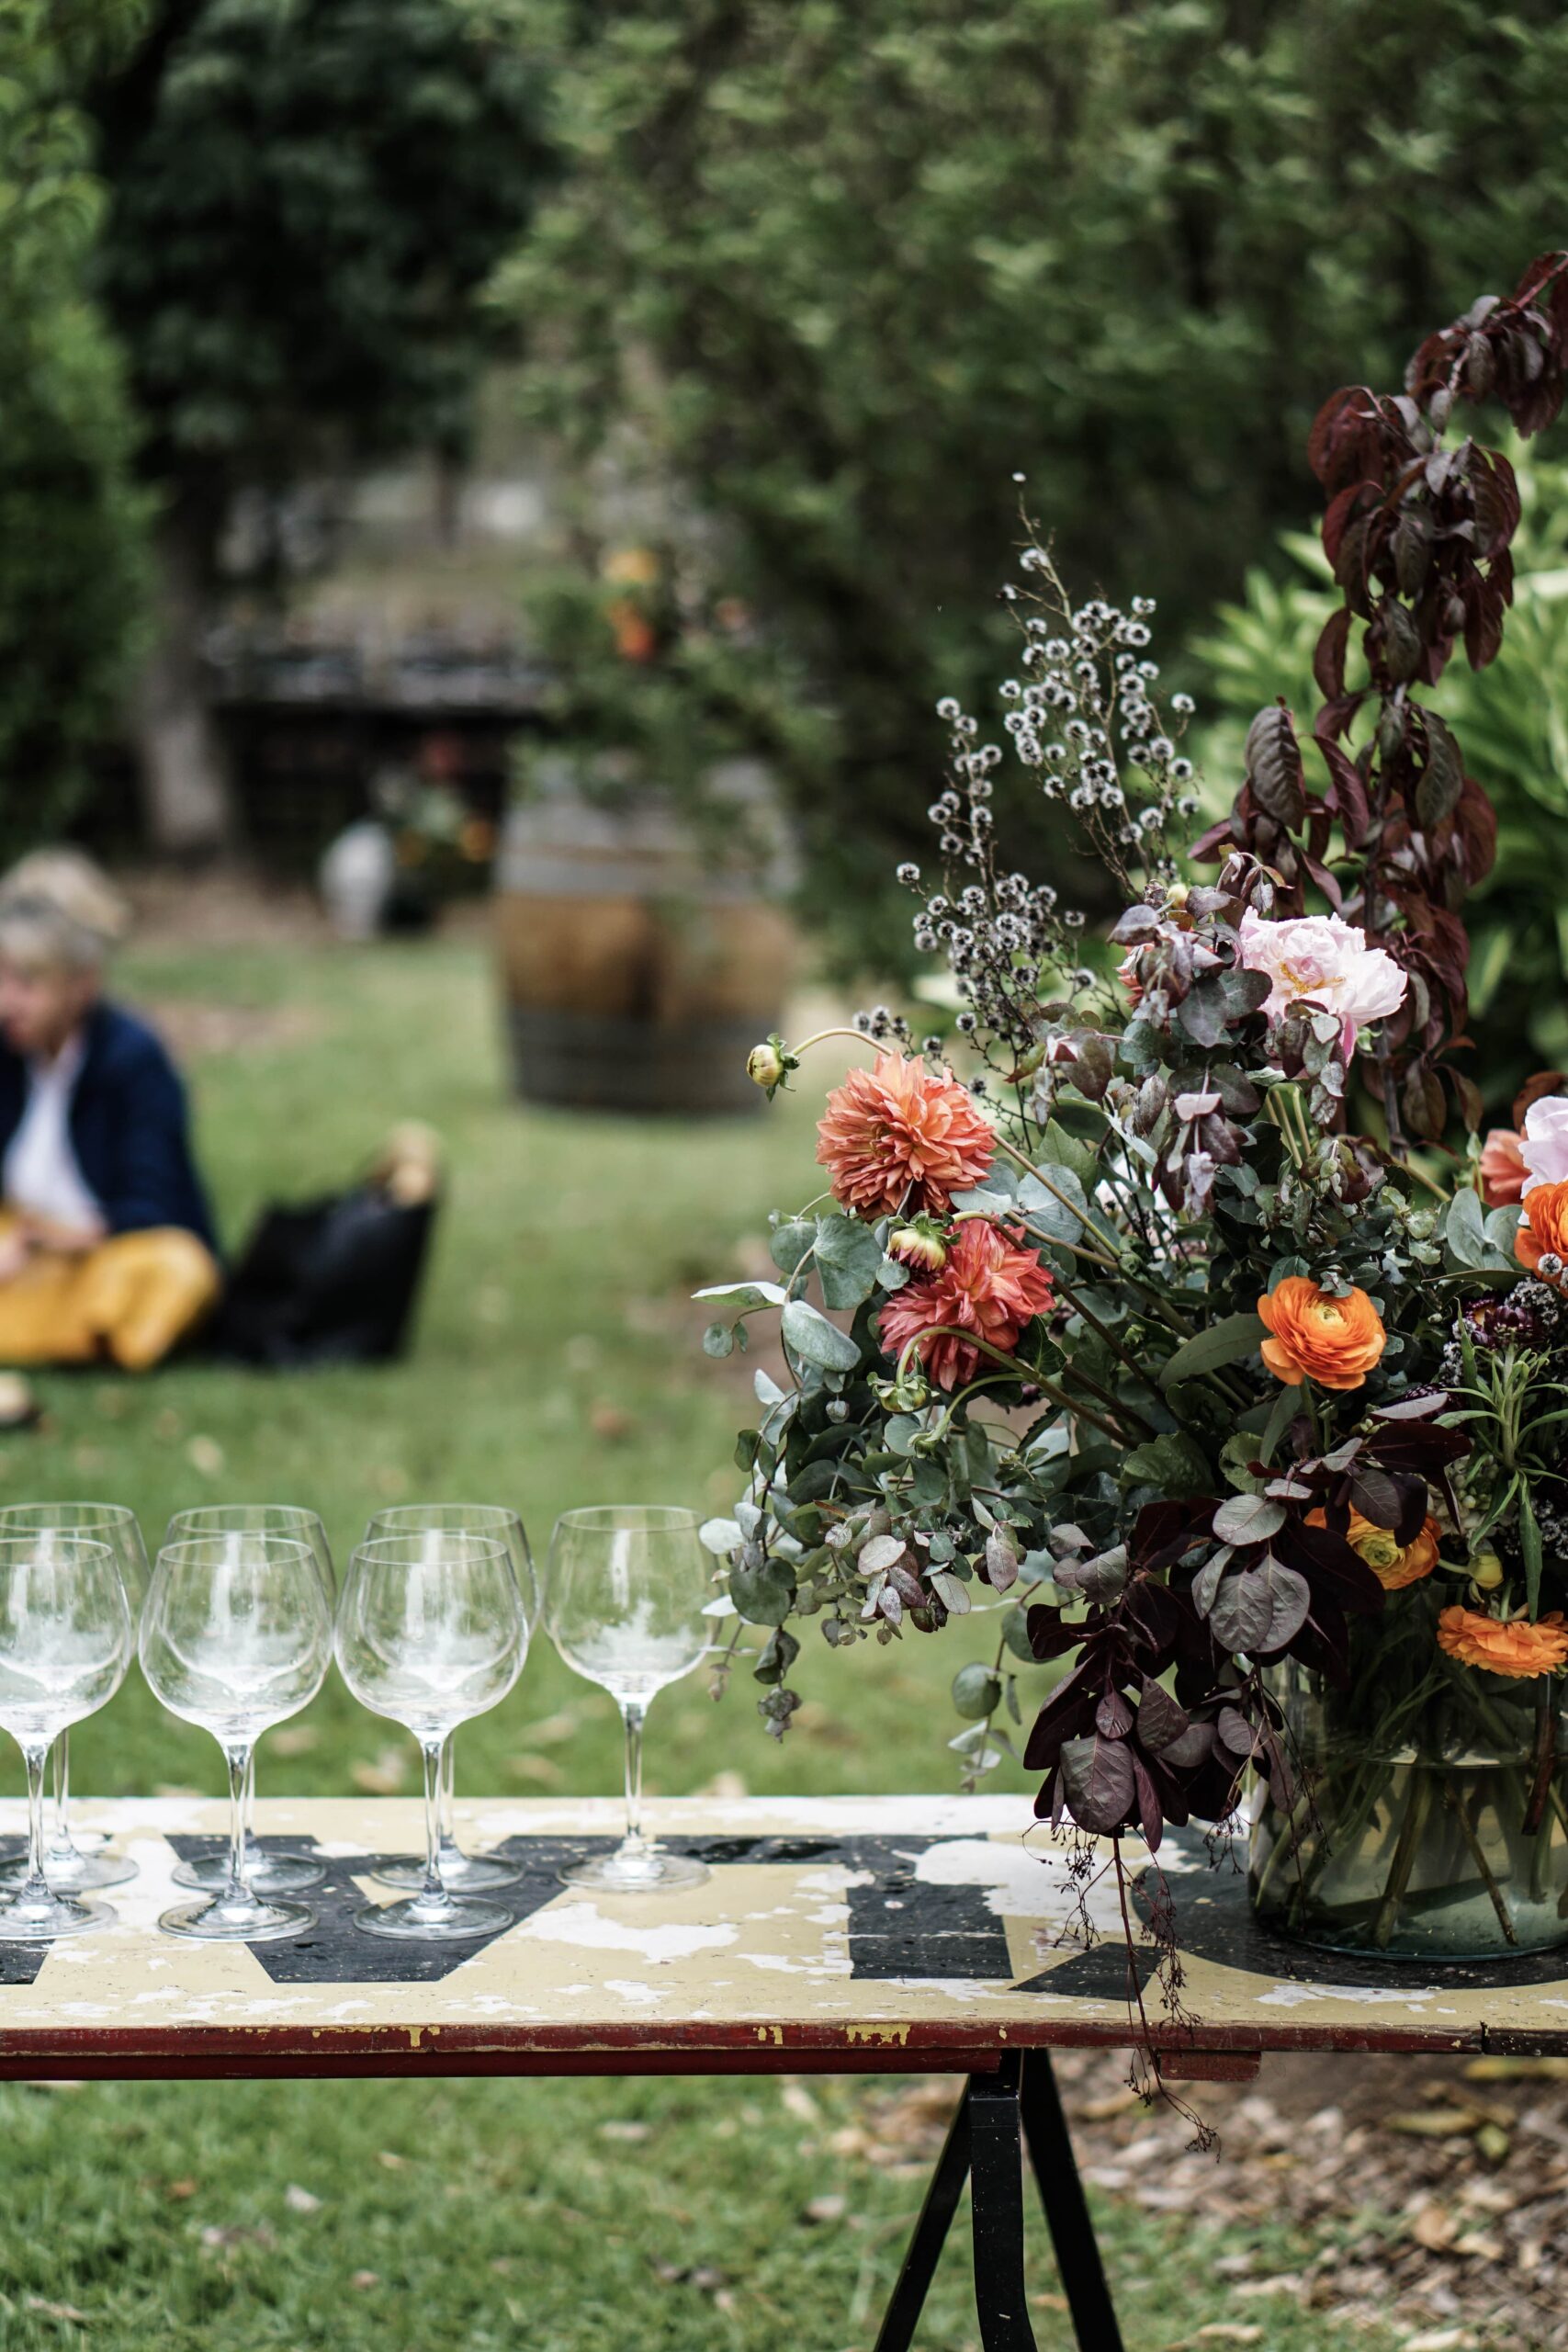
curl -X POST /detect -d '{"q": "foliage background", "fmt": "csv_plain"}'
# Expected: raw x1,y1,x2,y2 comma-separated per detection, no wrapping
502,0,1568,962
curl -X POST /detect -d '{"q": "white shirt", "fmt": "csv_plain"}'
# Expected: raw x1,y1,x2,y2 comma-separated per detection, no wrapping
3,1035,101,1230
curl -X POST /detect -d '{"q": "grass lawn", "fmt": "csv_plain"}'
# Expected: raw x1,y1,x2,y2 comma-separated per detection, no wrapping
0,932,1404,2351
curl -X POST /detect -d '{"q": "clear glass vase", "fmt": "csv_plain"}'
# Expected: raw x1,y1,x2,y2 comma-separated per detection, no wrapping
1249,1656,1568,1962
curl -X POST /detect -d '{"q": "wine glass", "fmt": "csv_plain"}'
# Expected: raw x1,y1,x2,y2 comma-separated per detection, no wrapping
336,1532,527,1939
163,1506,334,1897
546,1505,712,1894
0,1503,147,1894
140,1534,333,1941
0,1536,132,1941
363,1504,536,1894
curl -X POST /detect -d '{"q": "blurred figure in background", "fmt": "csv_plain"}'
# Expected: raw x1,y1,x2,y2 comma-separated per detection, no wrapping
0,852,220,1371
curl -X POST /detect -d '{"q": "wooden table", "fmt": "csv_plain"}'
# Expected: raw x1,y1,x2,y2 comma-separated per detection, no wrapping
6,1792,1568,2349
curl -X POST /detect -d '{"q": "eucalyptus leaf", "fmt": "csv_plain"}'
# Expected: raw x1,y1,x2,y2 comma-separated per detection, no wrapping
1212,1492,1286,1546
698,1517,743,1555
769,1220,816,1276
813,1214,885,1308
694,1279,787,1309
781,1298,862,1371
930,1568,973,1615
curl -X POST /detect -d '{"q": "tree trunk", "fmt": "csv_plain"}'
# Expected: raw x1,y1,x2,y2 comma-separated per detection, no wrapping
129,500,239,855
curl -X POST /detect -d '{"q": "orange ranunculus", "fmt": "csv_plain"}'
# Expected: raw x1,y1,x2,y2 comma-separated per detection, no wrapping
1480,1128,1528,1207
816,1053,995,1217
1256,1276,1387,1392
1306,1507,1440,1591
877,1218,1055,1392
1437,1606,1568,1679
1517,1179,1568,1279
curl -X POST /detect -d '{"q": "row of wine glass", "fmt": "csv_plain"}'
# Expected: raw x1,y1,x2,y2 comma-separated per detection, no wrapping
0,1498,715,1946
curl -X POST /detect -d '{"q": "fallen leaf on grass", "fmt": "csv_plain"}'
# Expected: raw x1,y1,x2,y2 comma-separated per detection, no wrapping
1409,2204,1457,2250
25,2298,90,2324
506,1754,565,1788
526,1711,581,1747
270,1725,320,1758
1464,2055,1568,2082
352,1747,410,1795
589,1399,637,1442
599,2120,650,2143
802,2195,846,2223
1401,2333,1477,2351
186,1435,224,1478
284,2184,321,2213
164,2178,198,2200
351,2271,378,2290
779,2081,822,2127
1195,2331,1264,2346
377,2151,408,2172
1076,2086,1142,2122
1387,2109,1483,2138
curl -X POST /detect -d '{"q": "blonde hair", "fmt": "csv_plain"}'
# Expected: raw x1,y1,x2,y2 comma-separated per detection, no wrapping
0,850,130,974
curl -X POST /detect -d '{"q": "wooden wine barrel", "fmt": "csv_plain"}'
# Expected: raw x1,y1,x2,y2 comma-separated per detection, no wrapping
494,763,798,1114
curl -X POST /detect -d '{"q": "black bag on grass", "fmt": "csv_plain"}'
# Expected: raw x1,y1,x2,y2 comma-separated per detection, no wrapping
209,1130,441,1367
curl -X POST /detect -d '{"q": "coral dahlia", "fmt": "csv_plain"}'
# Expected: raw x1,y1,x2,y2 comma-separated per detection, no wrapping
877,1218,1055,1391
816,1054,994,1217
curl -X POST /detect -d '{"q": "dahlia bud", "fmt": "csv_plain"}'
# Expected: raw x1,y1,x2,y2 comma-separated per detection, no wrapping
1471,1551,1505,1592
746,1035,795,1098
889,1216,949,1273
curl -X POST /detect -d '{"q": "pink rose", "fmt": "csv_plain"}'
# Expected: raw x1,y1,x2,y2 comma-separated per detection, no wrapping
1236,909,1407,1058
1520,1095,1568,1196
1479,1127,1528,1206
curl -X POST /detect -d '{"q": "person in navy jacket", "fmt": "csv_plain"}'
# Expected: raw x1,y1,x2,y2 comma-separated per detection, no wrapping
0,852,220,1370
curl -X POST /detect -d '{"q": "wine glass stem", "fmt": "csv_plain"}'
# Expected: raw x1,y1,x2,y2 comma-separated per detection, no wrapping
242,1747,256,1860
621,1701,646,1851
19,1741,51,1905
421,1738,447,1902
222,1744,253,1901
48,1730,75,1862
441,1736,457,1849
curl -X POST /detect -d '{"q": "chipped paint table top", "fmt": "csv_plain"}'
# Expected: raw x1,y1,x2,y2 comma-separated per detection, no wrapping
1,1792,1566,2077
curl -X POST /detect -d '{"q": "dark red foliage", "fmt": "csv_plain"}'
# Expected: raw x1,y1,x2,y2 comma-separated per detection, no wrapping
1197,251,1568,1147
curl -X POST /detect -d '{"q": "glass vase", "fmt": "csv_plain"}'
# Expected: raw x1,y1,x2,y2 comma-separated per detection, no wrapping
1249,1655,1568,1962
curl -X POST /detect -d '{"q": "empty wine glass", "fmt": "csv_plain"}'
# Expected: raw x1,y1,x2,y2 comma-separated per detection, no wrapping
0,1536,132,1941
163,1506,334,1897
363,1504,536,1894
0,1503,147,1894
336,1532,527,1939
141,1534,333,1941
547,1505,712,1894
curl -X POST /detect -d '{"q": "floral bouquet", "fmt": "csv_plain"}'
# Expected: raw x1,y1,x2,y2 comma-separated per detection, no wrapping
701,254,1568,1997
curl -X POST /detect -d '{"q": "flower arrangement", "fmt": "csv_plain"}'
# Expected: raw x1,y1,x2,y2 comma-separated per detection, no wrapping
702,254,1568,2014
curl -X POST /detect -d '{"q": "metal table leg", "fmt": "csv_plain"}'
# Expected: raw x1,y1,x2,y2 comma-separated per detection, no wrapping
1020,2050,1126,2352
872,2079,973,2352
969,2057,1039,2350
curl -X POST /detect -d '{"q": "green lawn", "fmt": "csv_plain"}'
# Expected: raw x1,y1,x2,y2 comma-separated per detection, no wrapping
0,934,1403,2351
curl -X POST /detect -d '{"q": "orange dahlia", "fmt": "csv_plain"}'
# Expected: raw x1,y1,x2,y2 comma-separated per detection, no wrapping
877,1219,1055,1391
1306,1507,1439,1590
1517,1179,1568,1279
816,1054,995,1217
1257,1276,1386,1392
1437,1606,1568,1679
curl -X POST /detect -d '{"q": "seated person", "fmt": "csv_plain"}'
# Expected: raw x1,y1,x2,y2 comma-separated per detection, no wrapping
0,852,220,1371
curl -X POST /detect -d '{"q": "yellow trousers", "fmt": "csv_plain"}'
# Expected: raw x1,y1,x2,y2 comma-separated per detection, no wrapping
0,1214,220,1373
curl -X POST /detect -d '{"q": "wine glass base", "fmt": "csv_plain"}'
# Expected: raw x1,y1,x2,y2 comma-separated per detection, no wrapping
173,1849,324,1896
0,1849,136,1894
354,1892,513,1940
372,1849,520,1894
158,1894,314,1943
561,1849,708,1894
0,1890,116,1940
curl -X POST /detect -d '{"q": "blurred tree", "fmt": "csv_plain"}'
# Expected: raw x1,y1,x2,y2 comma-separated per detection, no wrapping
503,0,1568,966
0,0,150,862
90,0,550,851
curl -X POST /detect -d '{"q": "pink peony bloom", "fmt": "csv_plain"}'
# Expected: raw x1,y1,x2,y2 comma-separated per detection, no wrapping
1480,1127,1528,1207
877,1219,1055,1391
1519,1094,1568,1196
816,1054,994,1217
1236,908,1407,1057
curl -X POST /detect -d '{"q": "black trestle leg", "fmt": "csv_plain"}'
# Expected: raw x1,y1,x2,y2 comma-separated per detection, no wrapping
968,2056,1039,2352
1020,2050,1125,2352
872,2079,973,2352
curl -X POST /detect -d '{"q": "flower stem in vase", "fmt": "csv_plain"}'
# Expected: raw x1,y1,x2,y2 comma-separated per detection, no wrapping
1524,1679,1557,1838
1373,1768,1433,1951
1442,1773,1517,1947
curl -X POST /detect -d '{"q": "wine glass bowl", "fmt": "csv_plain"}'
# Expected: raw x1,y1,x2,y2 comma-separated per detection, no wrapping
546,1505,712,1894
0,1534,132,1941
336,1532,527,1939
140,1533,332,1941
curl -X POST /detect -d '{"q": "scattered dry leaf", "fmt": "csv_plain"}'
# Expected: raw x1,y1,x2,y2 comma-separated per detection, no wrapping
25,2298,90,2324
351,1746,410,1795
270,1724,320,1758
284,2183,322,2214
803,2194,846,2223
599,2121,650,2143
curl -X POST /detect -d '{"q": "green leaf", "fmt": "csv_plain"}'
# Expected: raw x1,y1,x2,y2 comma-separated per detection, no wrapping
1038,1118,1099,1192
769,1221,816,1276
729,1551,796,1626
1258,1380,1299,1467
952,1661,1002,1718
699,1517,742,1555
1521,1484,1543,1622
703,1321,735,1358
1014,1166,1087,1245
812,1214,885,1308
694,1280,786,1309
780,1298,862,1371
1157,1312,1268,1388
1120,1430,1213,1498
